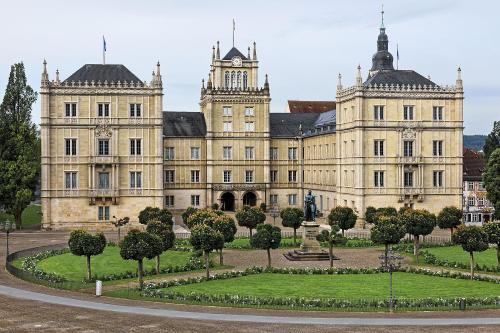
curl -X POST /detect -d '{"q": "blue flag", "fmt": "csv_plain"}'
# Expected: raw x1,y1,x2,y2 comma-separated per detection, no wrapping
103,36,107,52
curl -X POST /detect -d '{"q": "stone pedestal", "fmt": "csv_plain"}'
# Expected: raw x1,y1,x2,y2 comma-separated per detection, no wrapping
300,221,321,253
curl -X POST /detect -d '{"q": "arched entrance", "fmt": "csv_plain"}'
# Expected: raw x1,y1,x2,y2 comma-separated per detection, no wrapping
220,192,235,211
242,192,257,207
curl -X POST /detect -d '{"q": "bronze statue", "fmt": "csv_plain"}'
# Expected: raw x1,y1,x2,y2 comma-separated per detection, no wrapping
304,190,316,221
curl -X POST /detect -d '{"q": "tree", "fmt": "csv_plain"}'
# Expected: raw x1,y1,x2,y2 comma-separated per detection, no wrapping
452,226,489,278
250,224,282,268
236,206,266,237
365,207,398,225
111,216,129,242
212,214,237,265
146,220,176,274
120,230,163,289
483,121,500,160
280,207,304,245
0,63,39,229
181,207,198,225
186,208,219,229
483,221,500,269
370,215,406,266
138,207,173,226
484,148,500,219
68,230,106,280
401,209,436,263
364,206,378,224
316,224,347,268
190,224,224,278
437,206,463,236
328,206,357,236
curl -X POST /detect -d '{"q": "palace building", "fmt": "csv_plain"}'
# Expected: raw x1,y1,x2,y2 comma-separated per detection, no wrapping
40,19,464,230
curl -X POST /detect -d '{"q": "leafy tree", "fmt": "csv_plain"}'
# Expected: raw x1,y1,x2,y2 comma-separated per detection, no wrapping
378,207,398,217
190,224,224,278
437,206,463,236
186,208,219,229
316,224,347,268
484,148,500,219
401,209,436,263
236,206,266,237
212,214,237,265
250,224,282,268
68,230,106,280
280,207,304,245
138,207,173,226
370,215,406,266
483,121,500,160
211,203,219,210
452,226,489,278
146,220,175,274
364,206,377,224
120,230,163,288
0,63,39,229
182,207,198,224
483,221,500,269
328,206,357,236
111,216,129,242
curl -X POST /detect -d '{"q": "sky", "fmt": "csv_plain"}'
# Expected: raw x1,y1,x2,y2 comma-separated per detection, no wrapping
0,0,498,135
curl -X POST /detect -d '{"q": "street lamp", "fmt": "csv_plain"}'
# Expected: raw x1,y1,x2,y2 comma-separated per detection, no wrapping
111,216,129,243
1,220,14,263
270,206,280,226
378,247,403,312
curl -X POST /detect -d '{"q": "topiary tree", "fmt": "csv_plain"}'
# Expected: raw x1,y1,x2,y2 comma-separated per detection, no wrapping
280,207,304,245
146,220,176,274
182,206,198,225
328,206,357,236
401,209,436,263
120,230,163,289
364,206,377,224
212,214,237,265
186,208,219,229
250,224,281,268
190,224,224,278
452,225,489,278
370,215,406,266
316,224,347,268
483,221,500,269
484,148,500,220
378,207,398,217
236,206,266,237
138,207,173,227
68,230,106,280
437,206,463,236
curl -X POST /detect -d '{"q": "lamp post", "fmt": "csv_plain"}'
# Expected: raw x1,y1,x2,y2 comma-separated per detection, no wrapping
111,216,129,243
2,220,14,263
379,247,403,312
270,206,280,226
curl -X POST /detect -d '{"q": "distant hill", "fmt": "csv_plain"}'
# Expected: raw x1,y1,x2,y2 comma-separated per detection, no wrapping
464,135,486,151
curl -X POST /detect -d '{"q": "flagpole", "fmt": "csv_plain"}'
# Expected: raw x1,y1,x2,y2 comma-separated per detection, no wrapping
232,19,235,47
103,36,106,65
396,43,399,70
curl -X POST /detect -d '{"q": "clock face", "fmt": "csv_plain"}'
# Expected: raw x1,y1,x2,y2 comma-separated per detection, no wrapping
231,56,242,67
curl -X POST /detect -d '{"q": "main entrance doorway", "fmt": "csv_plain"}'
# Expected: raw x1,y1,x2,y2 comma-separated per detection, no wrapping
221,192,235,211
242,192,257,207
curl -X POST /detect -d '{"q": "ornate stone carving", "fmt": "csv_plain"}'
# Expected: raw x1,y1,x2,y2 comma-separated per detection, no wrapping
212,184,265,191
95,123,112,138
402,128,416,139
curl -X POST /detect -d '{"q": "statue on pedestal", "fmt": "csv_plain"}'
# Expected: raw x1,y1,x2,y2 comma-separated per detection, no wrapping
304,190,316,222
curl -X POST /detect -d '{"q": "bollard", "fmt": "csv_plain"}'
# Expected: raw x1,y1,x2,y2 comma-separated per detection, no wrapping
459,298,466,310
96,280,102,296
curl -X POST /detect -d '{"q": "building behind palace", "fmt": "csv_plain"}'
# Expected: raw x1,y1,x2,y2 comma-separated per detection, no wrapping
40,17,464,230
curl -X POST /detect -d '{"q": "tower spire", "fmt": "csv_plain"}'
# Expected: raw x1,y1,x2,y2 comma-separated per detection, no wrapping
216,41,220,60
381,4,385,29
253,42,257,60
41,59,49,84
212,45,215,61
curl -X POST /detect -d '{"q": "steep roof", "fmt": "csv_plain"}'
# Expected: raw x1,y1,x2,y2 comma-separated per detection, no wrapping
163,112,206,137
365,70,437,87
287,100,336,113
270,113,320,138
63,64,141,83
463,148,486,181
222,47,248,60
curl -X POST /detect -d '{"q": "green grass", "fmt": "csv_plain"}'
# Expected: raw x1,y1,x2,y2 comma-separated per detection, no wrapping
0,204,41,229
225,237,375,249
425,246,499,269
160,272,500,299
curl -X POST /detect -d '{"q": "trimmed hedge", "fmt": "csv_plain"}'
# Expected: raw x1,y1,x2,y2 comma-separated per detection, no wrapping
421,250,500,273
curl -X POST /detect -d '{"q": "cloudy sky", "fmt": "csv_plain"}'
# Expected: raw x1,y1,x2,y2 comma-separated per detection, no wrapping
0,0,498,134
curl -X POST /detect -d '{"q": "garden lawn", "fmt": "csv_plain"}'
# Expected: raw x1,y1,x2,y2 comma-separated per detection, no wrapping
425,246,499,269
0,204,41,229
225,237,374,249
37,246,194,281
162,272,500,299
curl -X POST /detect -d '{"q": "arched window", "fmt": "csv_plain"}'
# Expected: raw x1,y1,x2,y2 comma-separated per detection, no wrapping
224,71,230,88
242,71,248,89
231,71,236,88
237,71,241,89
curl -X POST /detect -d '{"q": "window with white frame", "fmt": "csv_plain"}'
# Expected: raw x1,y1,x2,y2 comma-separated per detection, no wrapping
97,103,110,117
223,121,233,132
288,194,297,205
245,147,254,159
191,147,200,160
270,194,278,205
467,182,474,191
191,195,200,206
245,170,254,183
468,197,475,206
165,195,175,207
64,171,77,189
433,106,443,121
223,170,232,183
472,213,479,222
432,140,443,157
478,197,484,206
374,105,384,120
65,103,77,117
164,170,175,183
433,170,443,187
98,139,109,156
374,140,384,156
223,106,232,116
374,171,384,187
403,105,414,120
403,140,414,157
270,170,278,182
478,182,485,190
130,104,141,117
244,122,255,132
98,206,110,221
270,147,278,160
65,138,77,156
191,170,200,183
223,146,232,159
98,172,109,189
288,147,297,160
130,139,142,155
404,171,413,187
244,107,254,116
164,147,175,160
130,171,142,188
288,170,297,182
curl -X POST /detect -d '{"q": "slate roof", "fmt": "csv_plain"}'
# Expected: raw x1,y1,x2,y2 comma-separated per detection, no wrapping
287,100,336,113
314,110,336,127
365,70,437,87
269,113,320,138
63,64,141,83
222,47,248,60
163,112,207,137
463,148,486,181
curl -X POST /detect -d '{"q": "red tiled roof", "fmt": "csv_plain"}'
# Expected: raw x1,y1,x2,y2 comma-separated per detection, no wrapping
463,148,486,181
287,100,336,113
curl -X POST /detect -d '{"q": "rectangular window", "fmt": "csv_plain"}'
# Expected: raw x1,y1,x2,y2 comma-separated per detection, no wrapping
403,140,414,157
270,194,278,205
478,197,484,206
374,171,385,187
288,170,297,182
223,170,232,183
270,147,278,160
165,195,175,207
288,194,297,205
245,107,254,116
433,106,443,121
164,147,175,160
223,106,232,116
223,146,232,160
223,121,233,132
97,103,110,117
98,139,110,156
191,195,200,206
130,171,142,189
433,170,443,187
403,105,414,120
98,206,110,221
245,122,255,132
130,139,142,156
270,170,278,183
468,197,475,206
245,170,254,183
432,140,443,157
467,182,474,191
64,171,77,189
191,147,200,160
374,140,384,156
65,103,77,117
245,147,254,160
478,182,485,190
191,170,200,183
374,105,384,120
98,172,110,189
404,171,414,187
130,104,141,117
164,170,175,183
65,138,77,156
288,147,297,160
